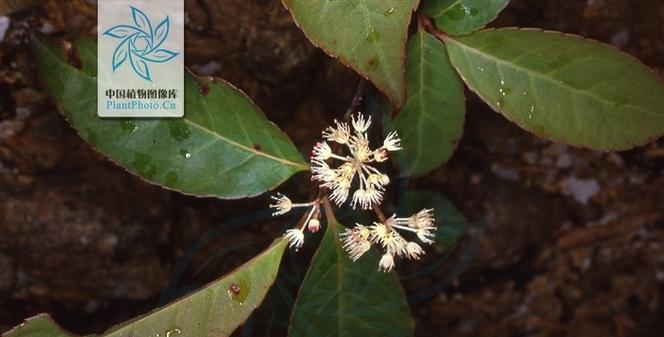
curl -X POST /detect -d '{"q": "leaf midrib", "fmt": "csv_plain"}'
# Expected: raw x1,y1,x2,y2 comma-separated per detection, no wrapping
429,0,462,18
405,31,458,172
193,90,309,170
43,42,308,171
446,36,660,118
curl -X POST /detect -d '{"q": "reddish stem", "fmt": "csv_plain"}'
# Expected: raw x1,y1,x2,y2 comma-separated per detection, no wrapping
419,14,450,43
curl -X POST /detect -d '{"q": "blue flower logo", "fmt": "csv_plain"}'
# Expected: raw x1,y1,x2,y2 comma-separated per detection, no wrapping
103,6,179,82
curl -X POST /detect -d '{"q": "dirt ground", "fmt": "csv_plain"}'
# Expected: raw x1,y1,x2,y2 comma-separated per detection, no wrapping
0,0,662,336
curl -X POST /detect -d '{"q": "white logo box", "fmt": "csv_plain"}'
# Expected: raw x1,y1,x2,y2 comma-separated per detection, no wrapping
97,0,184,117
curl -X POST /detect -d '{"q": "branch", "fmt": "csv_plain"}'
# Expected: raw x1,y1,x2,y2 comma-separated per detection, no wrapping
372,204,387,223
321,196,338,224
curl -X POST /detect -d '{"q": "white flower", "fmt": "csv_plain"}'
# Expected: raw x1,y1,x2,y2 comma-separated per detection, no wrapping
349,133,372,162
405,242,425,260
340,224,372,261
284,228,305,250
312,141,332,161
338,208,438,271
350,189,366,209
408,209,435,229
416,228,436,244
363,186,383,208
383,232,408,257
369,223,389,244
310,113,401,208
329,183,350,206
373,148,389,162
367,173,389,190
322,120,351,144
378,253,395,272
307,218,320,233
311,159,336,183
269,194,292,216
391,209,437,245
349,186,383,210
382,131,402,151
351,112,372,133
368,221,406,257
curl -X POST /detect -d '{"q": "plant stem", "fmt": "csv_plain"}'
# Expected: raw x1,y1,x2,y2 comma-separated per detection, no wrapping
419,14,450,43
344,79,366,119
372,204,387,223
321,196,337,224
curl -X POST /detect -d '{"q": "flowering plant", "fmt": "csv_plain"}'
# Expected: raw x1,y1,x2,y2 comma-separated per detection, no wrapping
272,113,437,272
16,0,663,336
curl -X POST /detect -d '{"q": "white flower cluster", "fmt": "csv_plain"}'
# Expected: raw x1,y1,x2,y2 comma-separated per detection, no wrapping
340,209,436,272
269,113,438,273
311,113,401,209
269,194,319,251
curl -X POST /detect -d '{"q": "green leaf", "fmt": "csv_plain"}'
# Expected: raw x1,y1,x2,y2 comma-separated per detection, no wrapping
2,241,288,337
424,0,509,35
32,36,308,199
283,0,419,110
103,239,287,337
2,314,77,337
401,190,467,253
393,27,465,177
288,221,413,337
443,28,664,150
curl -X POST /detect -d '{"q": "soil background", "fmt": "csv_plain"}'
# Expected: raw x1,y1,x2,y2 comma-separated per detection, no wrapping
0,0,663,336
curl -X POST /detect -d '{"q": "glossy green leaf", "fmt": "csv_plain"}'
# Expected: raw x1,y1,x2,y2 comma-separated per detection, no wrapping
289,221,413,337
2,241,287,337
32,36,308,199
424,0,509,35
393,27,465,177
283,0,419,110
443,28,664,150
103,239,287,337
2,314,77,337
402,190,468,253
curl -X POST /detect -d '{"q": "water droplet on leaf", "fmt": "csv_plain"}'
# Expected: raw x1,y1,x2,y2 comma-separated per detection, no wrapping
365,28,380,43
120,120,138,133
498,80,512,104
165,327,181,337
446,5,467,21
179,149,191,159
